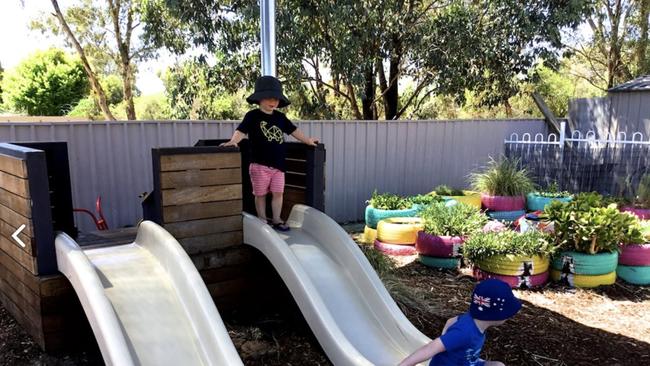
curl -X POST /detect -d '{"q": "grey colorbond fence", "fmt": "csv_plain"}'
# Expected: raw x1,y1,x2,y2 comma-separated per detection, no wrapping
0,119,546,230
505,122,650,197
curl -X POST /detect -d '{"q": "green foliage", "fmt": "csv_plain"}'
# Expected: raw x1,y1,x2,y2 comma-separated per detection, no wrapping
419,202,487,237
635,174,650,208
2,49,88,116
463,230,555,262
358,244,396,277
67,96,101,119
407,194,443,206
470,157,536,196
433,185,465,196
533,181,572,198
111,93,172,120
367,191,413,210
544,193,646,254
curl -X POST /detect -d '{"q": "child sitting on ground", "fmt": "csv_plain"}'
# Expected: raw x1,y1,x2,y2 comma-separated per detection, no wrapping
399,279,521,366
222,75,318,231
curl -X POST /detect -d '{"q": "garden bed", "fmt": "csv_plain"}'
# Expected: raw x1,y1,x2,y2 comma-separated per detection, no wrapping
0,225,648,366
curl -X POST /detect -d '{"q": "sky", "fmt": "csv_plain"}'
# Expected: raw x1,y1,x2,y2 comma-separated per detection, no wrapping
0,1,168,95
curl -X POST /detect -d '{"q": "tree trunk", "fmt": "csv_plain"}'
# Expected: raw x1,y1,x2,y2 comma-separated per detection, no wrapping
361,64,376,120
346,83,362,120
50,0,115,120
109,0,137,120
504,99,513,117
636,0,650,74
384,36,402,120
121,62,136,120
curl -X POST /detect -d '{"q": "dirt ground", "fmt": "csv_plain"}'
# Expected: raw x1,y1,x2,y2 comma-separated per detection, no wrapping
1,228,649,366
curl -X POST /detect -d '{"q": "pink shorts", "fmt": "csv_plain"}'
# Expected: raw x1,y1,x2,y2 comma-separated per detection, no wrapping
249,163,285,196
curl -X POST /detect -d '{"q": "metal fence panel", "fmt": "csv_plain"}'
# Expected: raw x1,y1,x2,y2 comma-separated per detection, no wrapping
1,119,546,229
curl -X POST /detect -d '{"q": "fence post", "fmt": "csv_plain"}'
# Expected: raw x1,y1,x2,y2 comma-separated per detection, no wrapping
558,121,566,190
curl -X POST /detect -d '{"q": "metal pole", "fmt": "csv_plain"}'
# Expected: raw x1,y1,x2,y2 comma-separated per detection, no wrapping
260,0,276,76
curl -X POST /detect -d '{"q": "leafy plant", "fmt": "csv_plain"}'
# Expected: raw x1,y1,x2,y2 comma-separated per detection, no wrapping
408,194,443,206
463,230,555,262
544,193,646,254
469,157,536,196
419,202,487,237
367,190,413,210
532,182,572,198
433,185,465,196
634,174,650,208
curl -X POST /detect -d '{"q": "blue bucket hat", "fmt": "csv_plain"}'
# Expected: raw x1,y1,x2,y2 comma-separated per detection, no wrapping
469,279,522,321
246,75,291,108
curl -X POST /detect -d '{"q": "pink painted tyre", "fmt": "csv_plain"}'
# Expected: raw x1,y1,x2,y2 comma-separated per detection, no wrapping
619,243,650,266
473,267,549,289
415,231,464,257
374,240,417,256
620,206,650,220
481,194,526,211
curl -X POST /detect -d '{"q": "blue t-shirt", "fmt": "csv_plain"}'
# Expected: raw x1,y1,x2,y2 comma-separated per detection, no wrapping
429,313,485,366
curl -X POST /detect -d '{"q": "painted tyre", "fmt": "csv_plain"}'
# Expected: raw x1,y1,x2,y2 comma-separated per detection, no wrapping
361,226,377,244
418,255,460,269
440,191,482,209
487,210,526,222
550,269,616,288
526,193,572,212
415,231,464,257
475,255,549,276
473,268,548,289
616,265,650,285
619,244,650,266
481,194,525,211
374,240,417,256
365,205,419,229
620,207,650,220
376,217,424,244
551,251,618,275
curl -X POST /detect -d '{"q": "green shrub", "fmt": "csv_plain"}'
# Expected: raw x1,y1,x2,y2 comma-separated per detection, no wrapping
433,185,465,196
408,194,443,206
419,202,487,236
367,190,413,210
544,193,646,254
635,174,650,208
469,156,536,196
462,230,555,262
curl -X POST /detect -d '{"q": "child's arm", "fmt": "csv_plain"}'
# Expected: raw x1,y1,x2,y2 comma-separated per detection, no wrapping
220,130,246,147
397,338,446,366
441,316,458,335
290,129,318,146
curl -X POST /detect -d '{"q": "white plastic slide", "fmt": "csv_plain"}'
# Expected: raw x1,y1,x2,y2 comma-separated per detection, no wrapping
55,221,243,366
243,205,431,366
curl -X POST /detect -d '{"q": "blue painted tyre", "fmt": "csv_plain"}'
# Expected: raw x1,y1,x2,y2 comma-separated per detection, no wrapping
487,210,526,222
616,265,650,285
418,255,460,269
551,251,618,276
365,205,419,229
526,193,572,211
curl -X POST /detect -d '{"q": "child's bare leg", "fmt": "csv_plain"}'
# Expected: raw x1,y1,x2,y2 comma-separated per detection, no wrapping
255,195,267,221
271,192,283,223
483,361,505,366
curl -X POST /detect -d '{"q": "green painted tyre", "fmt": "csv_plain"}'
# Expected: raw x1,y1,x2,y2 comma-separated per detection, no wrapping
616,265,650,285
365,204,419,229
418,255,460,269
551,251,618,276
526,193,572,211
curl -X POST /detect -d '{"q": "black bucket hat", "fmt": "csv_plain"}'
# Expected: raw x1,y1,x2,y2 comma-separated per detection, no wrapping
246,76,291,108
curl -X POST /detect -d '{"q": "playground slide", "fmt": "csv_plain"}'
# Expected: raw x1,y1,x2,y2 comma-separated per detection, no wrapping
55,221,243,366
243,205,431,366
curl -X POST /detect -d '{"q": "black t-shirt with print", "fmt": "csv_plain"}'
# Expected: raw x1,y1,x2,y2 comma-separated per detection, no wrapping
236,109,297,171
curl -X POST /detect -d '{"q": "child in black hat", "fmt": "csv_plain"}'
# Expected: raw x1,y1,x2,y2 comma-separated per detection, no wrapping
399,279,521,366
222,76,318,231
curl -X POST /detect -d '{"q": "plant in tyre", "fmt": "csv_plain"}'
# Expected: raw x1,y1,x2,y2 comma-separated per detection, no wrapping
419,202,487,237
367,190,413,210
433,185,465,196
408,194,443,206
469,157,536,196
633,174,650,208
544,194,646,254
532,181,572,198
462,230,555,262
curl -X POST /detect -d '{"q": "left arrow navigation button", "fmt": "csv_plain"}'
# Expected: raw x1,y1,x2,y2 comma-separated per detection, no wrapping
12,224,26,248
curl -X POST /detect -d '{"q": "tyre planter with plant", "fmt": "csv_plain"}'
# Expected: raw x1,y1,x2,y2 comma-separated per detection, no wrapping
616,222,650,285
418,255,460,269
416,202,486,268
469,157,535,212
431,185,482,209
365,191,419,229
373,240,417,256
463,230,554,289
362,225,377,244
616,265,650,285
544,192,646,288
526,192,573,212
376,217,424,245
486,210,526,222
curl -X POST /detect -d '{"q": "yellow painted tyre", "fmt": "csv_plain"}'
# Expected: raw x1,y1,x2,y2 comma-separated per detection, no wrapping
377,217,424,245
428,190,482,209
362,226,377,244
550,269,616,288
476,255,549,276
